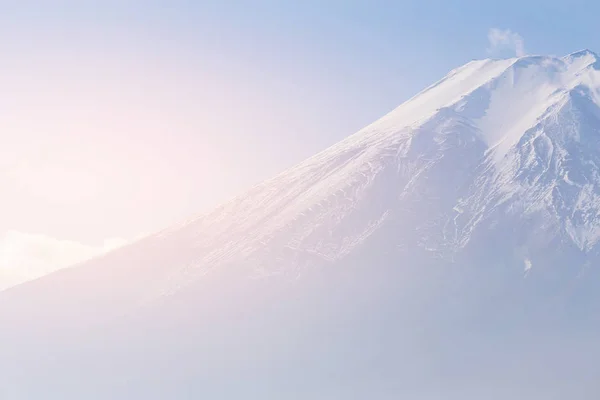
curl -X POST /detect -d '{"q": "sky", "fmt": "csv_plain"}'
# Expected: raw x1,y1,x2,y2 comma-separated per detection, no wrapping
2,0,600,288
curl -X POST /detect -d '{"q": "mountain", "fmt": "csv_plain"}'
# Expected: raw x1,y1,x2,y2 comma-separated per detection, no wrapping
3,51,600,399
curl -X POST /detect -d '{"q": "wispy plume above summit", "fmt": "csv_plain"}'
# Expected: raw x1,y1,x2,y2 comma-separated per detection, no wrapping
487,28,526,57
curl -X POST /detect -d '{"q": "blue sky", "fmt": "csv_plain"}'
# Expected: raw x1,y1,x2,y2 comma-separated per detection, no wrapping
2,0,600,283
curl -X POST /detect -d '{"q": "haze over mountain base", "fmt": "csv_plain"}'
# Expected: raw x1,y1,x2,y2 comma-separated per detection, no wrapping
3,50,600,399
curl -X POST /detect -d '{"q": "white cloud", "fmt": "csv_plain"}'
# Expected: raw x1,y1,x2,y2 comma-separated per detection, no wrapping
524,258,532,273
0,231,128,291
487,28,526,57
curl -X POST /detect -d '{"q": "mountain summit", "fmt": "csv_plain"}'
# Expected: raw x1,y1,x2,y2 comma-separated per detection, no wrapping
2,52,600,399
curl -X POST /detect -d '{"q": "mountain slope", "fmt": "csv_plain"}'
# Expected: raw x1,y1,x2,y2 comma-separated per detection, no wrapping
3,51,600,399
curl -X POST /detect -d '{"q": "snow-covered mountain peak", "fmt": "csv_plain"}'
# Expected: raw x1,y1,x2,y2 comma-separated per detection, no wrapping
4,51,600,399
4,52,600,310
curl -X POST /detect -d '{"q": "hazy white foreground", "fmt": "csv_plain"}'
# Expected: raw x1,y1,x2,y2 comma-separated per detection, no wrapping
2,50,600,399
